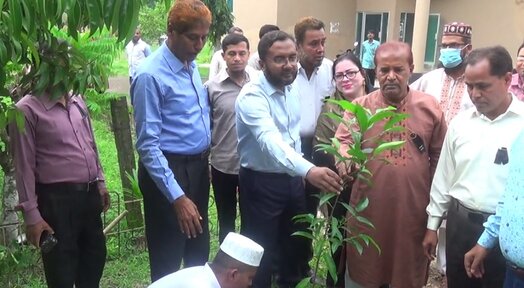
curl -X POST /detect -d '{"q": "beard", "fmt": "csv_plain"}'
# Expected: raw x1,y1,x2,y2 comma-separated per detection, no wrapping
264,69,297,89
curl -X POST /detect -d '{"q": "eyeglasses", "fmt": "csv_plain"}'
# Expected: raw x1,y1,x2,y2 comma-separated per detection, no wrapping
270,55,298,65
334,70,360,81
440,43,468,49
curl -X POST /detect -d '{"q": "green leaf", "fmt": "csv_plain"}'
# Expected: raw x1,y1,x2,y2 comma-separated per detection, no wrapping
373,140,405,157
8,0,22,39
353,104,370,132
341,202,356,216
295,277,312,288
323,111,344,123
356,215,375,229
323,252,338,283
355,197,369,212
318,192,337,207
291,231,315,241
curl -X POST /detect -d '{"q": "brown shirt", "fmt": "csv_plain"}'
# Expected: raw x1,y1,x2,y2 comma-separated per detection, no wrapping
10,94,105,225
335,89,447,288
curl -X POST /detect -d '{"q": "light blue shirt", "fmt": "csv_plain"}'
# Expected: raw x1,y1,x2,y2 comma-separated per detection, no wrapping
235,72,314,177
361,39,380,69
478,128,524,268
132,43,211,203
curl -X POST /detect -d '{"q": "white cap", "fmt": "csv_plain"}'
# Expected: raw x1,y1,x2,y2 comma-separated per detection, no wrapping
220,233,264,267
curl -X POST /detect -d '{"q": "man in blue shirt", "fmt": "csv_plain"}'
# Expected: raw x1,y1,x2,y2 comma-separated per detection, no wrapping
131,0,212,282
464,129,524,287
235,30,343,287
360,30,380,86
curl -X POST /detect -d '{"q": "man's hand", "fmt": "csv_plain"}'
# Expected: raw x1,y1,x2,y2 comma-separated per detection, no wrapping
306,167,343,193
336,161,355,184
422,229,438,261
172,195,203,239
26,220,54,248
99,187,111,212
464,244,489,278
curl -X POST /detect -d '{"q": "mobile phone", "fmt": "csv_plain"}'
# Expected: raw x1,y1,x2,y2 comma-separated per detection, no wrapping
39,231,58,253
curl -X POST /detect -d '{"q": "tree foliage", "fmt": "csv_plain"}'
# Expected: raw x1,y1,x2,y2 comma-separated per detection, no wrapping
0,0,165,126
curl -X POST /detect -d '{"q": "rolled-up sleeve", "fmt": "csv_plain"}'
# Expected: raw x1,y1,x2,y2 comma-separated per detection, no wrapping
11,106,42,225
237,92,313,177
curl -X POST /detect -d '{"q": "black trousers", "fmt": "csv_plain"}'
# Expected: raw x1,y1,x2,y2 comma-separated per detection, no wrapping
239,168,309,287
211,166,239,243
446,199,506,288
365,68,376,86
36,182,106,288
138,151,210,282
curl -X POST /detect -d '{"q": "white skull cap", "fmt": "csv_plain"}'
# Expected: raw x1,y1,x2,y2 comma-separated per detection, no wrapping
220,232,264,267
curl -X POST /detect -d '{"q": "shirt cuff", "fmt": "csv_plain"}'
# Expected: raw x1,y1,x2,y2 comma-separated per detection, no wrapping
426,216,442,230
477,230,498,249
297,161,315,178
23,207,43,226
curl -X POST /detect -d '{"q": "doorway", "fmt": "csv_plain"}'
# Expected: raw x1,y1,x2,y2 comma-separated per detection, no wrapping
355,12,389,57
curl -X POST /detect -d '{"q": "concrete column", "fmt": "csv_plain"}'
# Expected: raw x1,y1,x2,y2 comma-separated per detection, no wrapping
412,0,431,73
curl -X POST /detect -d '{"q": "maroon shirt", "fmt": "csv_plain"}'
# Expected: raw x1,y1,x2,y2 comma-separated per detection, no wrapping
10,94,106,225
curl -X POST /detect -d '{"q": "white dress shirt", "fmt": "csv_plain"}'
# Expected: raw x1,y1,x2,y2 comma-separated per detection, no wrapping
295,58,335,138
148,263,220,288
209,49,226,80
236,72,314,177
125,39,151,78
426,95,524,230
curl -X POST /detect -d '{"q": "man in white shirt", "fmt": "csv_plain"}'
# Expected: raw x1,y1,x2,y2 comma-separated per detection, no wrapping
208,27,244,79
125,28,151,83
149,232,264,288
423,46,524,288
410,22,474,274
411,22,474,123
247,24,280,71
293,17,335,275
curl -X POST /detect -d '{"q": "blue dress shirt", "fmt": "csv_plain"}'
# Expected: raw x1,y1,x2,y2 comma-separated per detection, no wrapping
478,128,524,268
132,43,211,203
235,72,314,177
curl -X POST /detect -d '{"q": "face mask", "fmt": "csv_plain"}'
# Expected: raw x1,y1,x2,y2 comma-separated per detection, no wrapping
439,48,463,68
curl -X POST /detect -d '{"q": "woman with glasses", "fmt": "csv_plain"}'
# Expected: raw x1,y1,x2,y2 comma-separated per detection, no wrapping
312,51,369,287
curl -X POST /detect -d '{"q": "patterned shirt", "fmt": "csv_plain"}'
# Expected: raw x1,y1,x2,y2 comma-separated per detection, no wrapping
509,73,524,101
478,128,524,268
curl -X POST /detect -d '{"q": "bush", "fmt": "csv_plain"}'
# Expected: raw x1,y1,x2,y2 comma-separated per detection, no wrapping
138,3,168,45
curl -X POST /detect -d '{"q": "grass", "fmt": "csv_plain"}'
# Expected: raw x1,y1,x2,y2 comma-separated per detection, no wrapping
0,41,222,287
110,41,213,79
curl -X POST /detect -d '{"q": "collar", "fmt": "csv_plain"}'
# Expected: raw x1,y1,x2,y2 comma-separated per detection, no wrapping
161,43,196,74
39,93,78,111
298,60,321,76
381,87,411,108
259,72,291,96
217,68,251,85
472,94,524,120
203,263,221,288
511,73,523,87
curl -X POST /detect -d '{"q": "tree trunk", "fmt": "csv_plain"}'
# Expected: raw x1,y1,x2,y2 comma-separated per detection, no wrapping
110,96,143,229
0,170,19,245
0,129,20,246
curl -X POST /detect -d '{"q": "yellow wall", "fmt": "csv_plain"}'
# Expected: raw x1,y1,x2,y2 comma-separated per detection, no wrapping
431,0,520,61
276,0,357,59
232,0,278,54
233,0,522,66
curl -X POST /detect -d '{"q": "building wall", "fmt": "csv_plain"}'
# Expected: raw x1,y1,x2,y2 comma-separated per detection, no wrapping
431,0,520,61
276,0,357,59
232,0,278,54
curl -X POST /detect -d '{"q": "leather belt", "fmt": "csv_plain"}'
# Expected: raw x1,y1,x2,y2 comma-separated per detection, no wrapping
507,261,524,280
36,180,99,193
452,198,492,225
164,149,210,161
